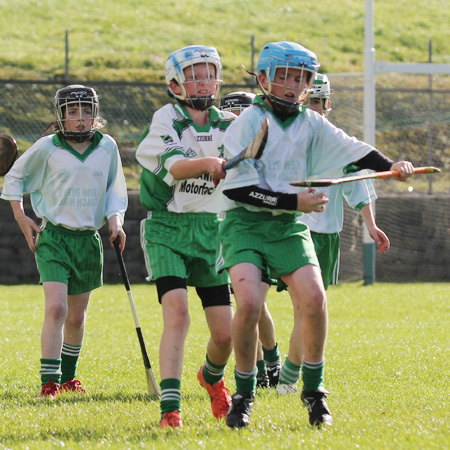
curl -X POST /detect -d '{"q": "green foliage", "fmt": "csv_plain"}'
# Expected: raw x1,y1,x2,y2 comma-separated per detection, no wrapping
1,282,449,448
0,0,449,82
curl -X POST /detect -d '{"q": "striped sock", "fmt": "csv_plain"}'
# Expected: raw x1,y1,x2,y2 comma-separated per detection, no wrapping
60,342,82,384
40,358,62,385
160,378,181,415
203,354,226,385
235,367,257,394
302,359,325,391
278,357,301,385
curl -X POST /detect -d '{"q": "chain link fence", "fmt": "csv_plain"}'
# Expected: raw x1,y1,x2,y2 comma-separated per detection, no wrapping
1,76,449,283
1,76,449,193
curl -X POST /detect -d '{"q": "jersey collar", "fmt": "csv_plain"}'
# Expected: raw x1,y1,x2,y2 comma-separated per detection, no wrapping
53,131,103,161
174,102,222,133
254,95,307,128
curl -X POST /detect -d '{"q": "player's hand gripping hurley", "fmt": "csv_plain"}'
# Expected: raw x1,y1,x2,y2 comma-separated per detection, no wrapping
0,133,19,176
222,118,269,171
113,240,160,398
290,166,441,187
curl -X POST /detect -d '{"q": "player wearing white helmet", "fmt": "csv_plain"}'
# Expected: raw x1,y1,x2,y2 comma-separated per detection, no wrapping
136,45,235,428
165,45,222,111
217,41,414,429
307,73,333,117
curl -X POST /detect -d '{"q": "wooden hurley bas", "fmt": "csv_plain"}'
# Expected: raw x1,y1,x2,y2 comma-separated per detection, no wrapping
290,167,441,187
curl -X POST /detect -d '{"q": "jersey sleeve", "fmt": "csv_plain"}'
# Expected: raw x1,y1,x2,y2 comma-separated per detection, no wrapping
1,137,53,201
342,176,377,211
307,114,377,179
103,135,128,224
135,105,187,187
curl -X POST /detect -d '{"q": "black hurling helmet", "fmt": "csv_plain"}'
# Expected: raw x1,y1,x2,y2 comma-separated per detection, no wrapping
219,91,255,115
54,84,99,142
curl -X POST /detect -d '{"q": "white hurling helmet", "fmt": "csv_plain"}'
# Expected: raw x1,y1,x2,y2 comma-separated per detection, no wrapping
165,45,223,111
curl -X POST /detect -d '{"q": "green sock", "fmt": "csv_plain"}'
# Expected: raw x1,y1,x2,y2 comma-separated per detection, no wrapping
256,359,267,377
60,342,82,384
235,367,257,394
40,358,62,385
160,378,181,415
203,354,226,385
279,357,301,385
263,342,281,366
302,359,325,391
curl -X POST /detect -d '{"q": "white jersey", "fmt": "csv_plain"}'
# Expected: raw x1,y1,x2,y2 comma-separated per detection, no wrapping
1,132,128,230
301,176,377,234
136,103,235,214
222,95,377,215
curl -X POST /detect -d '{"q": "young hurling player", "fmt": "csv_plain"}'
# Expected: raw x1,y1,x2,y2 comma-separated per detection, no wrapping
217,41,414,429
276,73,390,395
220,91,281,390
136,45,235,428
1,85,127,399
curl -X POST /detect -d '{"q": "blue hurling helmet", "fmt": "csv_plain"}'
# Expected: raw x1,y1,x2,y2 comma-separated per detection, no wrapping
257,41,319,114
165,45,223,111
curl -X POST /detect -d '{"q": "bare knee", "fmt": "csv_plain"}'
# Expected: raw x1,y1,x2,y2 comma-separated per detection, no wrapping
237,296,261,324
65,311,86,329
210,329,232,351
165,304,190,334
46,302,67,323
302,288,327,317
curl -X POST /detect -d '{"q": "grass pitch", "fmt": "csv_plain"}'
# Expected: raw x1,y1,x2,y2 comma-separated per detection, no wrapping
0,282,449,449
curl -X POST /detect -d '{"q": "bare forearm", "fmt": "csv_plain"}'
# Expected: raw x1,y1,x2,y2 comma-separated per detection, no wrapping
10,200,41,253
170,157,225,180
359,203,376,231
10,199,26,220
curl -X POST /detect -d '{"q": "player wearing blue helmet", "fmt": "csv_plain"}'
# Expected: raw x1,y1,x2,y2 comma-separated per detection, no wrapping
256,41,319,115
217,41,414,429
219,91,282,390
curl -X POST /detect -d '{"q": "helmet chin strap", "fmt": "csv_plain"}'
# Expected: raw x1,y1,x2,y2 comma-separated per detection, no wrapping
180,96,216,111
62,129,95,143
268,94,301,115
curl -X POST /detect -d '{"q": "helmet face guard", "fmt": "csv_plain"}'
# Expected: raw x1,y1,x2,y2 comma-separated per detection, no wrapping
219,91,255,115
54,85,99,142
165,45,222,111
308,73,333,117
257,41,319,114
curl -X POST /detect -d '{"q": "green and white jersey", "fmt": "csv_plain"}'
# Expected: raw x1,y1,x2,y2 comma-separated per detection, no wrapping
301,177,377,234
222,95,377,215
136,103,235,213
1,132,127,230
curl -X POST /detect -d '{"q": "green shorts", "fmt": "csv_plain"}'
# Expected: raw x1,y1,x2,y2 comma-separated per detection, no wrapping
141,211,230,287
217,208,319,279
310,231,340,290
276,230,340,291
35,222,103,295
